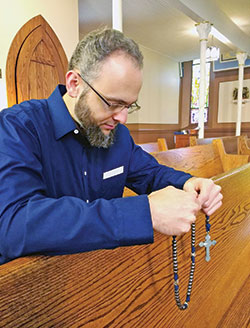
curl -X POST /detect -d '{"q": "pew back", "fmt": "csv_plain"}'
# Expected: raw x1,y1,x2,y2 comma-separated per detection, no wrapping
123,140,248,197
190,135,240,154
152,142,224,178
1,164,250,327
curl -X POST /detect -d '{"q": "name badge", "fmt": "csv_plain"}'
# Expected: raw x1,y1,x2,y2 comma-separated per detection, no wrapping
103,166,124,180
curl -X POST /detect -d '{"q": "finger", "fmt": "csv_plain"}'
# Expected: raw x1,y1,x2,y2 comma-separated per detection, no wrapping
202,200,223,216
186,190,201,204
184,197,201,214
175,223,191,236
199,184,222,207
203,192,223,210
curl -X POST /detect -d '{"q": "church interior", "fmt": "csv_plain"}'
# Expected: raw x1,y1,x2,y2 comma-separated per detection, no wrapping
0,1,250,327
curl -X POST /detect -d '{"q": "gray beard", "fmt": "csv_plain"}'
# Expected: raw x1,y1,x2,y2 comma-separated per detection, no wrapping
74,90,116,148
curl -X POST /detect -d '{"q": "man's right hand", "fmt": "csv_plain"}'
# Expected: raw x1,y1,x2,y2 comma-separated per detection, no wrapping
148,186,201,236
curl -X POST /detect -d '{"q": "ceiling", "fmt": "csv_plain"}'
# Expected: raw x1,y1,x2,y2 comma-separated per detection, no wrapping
78,0,250,62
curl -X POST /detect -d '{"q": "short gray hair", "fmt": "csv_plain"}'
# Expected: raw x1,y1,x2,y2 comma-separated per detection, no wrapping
69,27,143,81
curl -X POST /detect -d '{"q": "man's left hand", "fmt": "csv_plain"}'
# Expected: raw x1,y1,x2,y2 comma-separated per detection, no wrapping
183,177,223,216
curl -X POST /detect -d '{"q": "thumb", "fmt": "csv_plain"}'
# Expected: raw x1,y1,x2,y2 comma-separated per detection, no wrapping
184,183,195,193
183,178,197,193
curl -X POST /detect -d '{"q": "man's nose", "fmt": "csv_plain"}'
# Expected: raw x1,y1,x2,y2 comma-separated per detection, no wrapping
112,108,128,124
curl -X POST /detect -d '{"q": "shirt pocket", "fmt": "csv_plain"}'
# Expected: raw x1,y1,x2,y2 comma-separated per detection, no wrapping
101,166,126,199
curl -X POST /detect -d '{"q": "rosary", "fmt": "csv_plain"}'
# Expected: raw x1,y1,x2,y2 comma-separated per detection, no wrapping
172,215,216,310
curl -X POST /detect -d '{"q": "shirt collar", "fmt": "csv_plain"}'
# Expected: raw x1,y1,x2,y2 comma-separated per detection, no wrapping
47,85,77,140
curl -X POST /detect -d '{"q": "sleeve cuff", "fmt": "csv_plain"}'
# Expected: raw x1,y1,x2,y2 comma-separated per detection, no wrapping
116,194,154,247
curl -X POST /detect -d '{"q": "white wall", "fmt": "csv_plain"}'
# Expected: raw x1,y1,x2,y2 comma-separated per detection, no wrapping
0,2,181,124
0,0,79,110
127,45,180,124
218,79,250,122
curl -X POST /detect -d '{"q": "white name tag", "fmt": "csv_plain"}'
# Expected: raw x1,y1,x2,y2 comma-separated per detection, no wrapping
103,166,124,180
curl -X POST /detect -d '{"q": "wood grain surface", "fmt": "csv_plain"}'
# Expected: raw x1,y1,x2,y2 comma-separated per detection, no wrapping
152,143,224,178
1,165,250,327
6,15,68,107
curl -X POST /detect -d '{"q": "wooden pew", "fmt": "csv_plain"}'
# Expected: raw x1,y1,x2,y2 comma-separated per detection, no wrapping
152,142,224,178
137,138,168,153
123,141,248,197
123,143,222,197
1,164,250,327
153,140,249,178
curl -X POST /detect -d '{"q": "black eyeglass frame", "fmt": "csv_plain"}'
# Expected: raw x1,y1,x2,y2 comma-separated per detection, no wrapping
76,72,141,114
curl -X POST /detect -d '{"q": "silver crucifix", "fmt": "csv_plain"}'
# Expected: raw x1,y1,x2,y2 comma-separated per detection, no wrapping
199,233,217,262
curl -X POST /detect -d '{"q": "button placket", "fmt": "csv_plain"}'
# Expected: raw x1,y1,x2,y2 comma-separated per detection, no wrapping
82,167,90,203
78,136,90,204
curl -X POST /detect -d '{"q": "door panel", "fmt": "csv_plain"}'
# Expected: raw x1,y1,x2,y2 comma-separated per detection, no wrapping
6,15,68,106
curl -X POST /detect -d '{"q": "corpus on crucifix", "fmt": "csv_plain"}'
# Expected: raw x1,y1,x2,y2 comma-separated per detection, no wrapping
199,232,217,262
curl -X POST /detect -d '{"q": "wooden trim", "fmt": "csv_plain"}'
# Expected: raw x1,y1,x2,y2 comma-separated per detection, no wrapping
203,126,250,138
125,123,250,149
126,123,179,130
126,123,179,149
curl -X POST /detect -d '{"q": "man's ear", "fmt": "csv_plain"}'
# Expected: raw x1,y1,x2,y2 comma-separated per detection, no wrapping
65,71,80,98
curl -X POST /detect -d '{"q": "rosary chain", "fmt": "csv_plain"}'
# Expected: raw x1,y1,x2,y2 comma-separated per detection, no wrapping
172,223,196,310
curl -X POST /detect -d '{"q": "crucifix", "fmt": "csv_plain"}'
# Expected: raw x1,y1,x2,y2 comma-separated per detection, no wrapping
172,215,217,310
199,233,216,262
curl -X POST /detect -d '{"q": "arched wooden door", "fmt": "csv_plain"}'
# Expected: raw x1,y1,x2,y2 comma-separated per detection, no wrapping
6,15,68,107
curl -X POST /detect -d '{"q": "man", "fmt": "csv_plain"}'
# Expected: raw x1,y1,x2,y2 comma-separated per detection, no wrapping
0,28,222,264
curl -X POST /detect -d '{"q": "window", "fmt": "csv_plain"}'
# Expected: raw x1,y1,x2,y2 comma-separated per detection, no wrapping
190,59,211,124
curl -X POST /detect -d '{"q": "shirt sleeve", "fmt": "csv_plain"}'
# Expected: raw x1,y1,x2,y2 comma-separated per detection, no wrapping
0,115,153,264
125,138,192,195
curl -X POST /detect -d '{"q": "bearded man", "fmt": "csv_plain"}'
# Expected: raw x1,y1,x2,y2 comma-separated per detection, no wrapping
0,28,222,264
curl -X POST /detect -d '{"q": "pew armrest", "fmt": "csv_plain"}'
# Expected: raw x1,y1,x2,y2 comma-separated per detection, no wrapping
157,138,168,151
213,139,249,171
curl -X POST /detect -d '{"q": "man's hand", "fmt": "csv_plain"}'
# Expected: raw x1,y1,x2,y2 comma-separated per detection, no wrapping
148,186,201,236
183,177,223,216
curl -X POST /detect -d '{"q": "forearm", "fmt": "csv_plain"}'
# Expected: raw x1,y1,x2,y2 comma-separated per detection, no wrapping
0,194,153,264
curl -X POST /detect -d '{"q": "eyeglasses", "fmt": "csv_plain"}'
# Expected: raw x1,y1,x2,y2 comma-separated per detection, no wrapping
76,73,141,114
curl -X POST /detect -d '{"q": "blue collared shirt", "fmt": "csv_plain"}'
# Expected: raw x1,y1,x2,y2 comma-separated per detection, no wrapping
0,85,191,264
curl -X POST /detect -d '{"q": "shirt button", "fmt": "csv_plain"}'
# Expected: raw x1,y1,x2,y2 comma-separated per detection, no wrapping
84,171,87,176
74,129,79,134
86,199,89,203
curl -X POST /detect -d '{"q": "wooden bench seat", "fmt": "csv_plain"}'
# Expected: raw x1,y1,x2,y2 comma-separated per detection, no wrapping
1,164,250,327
